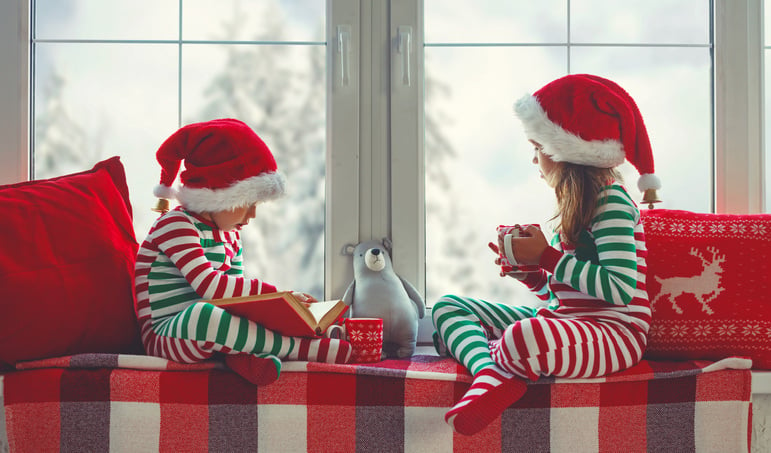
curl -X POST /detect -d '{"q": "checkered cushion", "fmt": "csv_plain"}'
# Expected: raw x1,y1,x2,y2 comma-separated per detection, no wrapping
1,354,752,452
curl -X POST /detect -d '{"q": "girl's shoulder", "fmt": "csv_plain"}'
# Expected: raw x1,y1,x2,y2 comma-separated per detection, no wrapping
599,181,636,206
596,182,641,220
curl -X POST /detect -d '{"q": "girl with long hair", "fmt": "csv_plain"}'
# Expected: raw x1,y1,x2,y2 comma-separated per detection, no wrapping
432,74,661,435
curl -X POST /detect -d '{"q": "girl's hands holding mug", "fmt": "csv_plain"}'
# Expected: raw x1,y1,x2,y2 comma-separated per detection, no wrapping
487,242,528,280
502,224,548,265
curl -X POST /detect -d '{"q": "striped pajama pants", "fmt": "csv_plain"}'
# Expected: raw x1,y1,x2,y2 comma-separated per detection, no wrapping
432,294,645,381
141,301,298,365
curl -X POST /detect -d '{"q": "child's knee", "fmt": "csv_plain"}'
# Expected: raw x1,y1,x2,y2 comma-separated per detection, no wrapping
183,301,227,334
432,294,468,311
434,294,455,305
431,295,458,323
499,318,537,356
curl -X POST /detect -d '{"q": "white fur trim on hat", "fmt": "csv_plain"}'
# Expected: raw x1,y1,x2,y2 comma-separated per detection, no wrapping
176,171,286,212
514,94,625,168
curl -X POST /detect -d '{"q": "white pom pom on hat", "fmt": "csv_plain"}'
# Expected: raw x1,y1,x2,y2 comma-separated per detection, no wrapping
153,118,286,213
514,74,661,204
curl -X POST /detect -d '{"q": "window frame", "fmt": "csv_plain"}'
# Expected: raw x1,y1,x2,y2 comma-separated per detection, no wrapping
326,0,362,300
0,0,30,185
0,0,765,305
714,0,765,214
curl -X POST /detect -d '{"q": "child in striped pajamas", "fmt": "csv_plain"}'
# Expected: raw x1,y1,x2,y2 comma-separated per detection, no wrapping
134,119,351,386
433,74,661,435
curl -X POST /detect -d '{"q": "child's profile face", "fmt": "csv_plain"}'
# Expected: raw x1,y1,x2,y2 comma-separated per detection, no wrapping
530,140,557,187
209,204,257,231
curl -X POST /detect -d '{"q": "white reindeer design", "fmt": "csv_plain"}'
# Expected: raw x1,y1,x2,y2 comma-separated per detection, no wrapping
651,246,726,315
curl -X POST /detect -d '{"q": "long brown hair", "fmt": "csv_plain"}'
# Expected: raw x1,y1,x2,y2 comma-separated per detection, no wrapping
550,162,622,245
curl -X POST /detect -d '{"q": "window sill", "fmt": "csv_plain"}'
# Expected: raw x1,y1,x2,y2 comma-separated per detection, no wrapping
753,371,771,395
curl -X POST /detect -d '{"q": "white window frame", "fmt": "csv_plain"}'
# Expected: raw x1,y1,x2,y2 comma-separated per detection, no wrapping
714,0,765,214
326,0,362,299
325,0,422,301
0,0,29,185
0,0,765,301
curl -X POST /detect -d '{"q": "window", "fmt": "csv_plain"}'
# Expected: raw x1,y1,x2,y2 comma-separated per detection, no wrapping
422,0,712,305
0,1,765,318
31,0,328,296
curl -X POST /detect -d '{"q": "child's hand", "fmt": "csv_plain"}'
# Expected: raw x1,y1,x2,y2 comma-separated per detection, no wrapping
487,242,528,280
504,225,548,265
292,292,318,307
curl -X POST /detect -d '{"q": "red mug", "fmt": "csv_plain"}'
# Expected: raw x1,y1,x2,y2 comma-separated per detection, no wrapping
326,318,383,363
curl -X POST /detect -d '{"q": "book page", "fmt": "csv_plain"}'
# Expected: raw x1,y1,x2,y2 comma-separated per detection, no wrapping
306,300,341,323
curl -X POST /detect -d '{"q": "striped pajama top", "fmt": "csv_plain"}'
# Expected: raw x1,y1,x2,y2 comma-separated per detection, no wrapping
522,183,651,341
134,207,277,344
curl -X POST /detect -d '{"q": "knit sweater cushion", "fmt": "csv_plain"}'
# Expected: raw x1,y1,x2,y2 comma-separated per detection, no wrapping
641,209,771,369
0,157,142,368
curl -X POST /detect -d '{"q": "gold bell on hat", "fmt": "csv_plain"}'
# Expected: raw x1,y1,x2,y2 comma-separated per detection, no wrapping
641,189,661,209
152,198,170,214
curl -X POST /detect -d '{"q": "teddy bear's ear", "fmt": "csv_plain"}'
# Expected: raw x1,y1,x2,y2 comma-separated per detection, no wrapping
382,237,393,255
341,243,356,256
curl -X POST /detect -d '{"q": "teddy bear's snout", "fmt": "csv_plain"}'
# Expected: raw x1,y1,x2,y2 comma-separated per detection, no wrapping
365,248,386,271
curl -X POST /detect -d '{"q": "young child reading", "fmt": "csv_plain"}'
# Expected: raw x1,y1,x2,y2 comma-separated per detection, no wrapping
134,118,351,386
432,74,660,435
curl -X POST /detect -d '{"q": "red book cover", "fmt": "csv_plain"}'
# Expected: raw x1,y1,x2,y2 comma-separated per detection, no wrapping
207,291,349,337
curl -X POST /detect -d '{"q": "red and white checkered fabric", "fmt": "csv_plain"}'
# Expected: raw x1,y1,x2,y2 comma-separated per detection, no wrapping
2,354,752,452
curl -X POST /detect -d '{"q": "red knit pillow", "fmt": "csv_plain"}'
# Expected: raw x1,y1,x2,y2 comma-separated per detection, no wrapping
641,209,771,369
0,157,143,368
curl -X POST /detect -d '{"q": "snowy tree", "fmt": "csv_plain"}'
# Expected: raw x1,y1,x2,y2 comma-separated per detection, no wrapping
33,0,509,305
424,63,540,306
424,68,483,301
192,2,504,303
34,70,104,179
192,2,326,296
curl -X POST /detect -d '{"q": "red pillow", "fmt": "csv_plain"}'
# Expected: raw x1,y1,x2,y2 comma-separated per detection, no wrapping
641,209,771,369
0,157,143,368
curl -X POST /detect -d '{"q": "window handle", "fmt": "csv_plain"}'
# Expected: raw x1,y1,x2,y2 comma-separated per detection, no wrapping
397,26,412,86
337,25,351,87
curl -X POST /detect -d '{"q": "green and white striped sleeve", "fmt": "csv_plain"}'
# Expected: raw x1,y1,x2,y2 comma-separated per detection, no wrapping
548,184,641,306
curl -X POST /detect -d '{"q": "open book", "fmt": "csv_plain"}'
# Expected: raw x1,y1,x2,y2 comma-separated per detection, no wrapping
207,291,349,337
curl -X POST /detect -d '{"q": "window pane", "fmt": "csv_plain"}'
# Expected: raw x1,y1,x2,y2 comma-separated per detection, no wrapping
33,3,327,296
766,0,771,212
425,46,566,305
425,0,567,43
34,0,178,40
572,0,709,44
181,43,326,295
767,49,771,212
182,0,325,42
571,46,713,213
767,1,771,46
34,43,179,209
424,4,712,306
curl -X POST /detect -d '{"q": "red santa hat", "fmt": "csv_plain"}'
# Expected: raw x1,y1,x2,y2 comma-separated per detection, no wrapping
514,74,661,198
153,118,285,213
